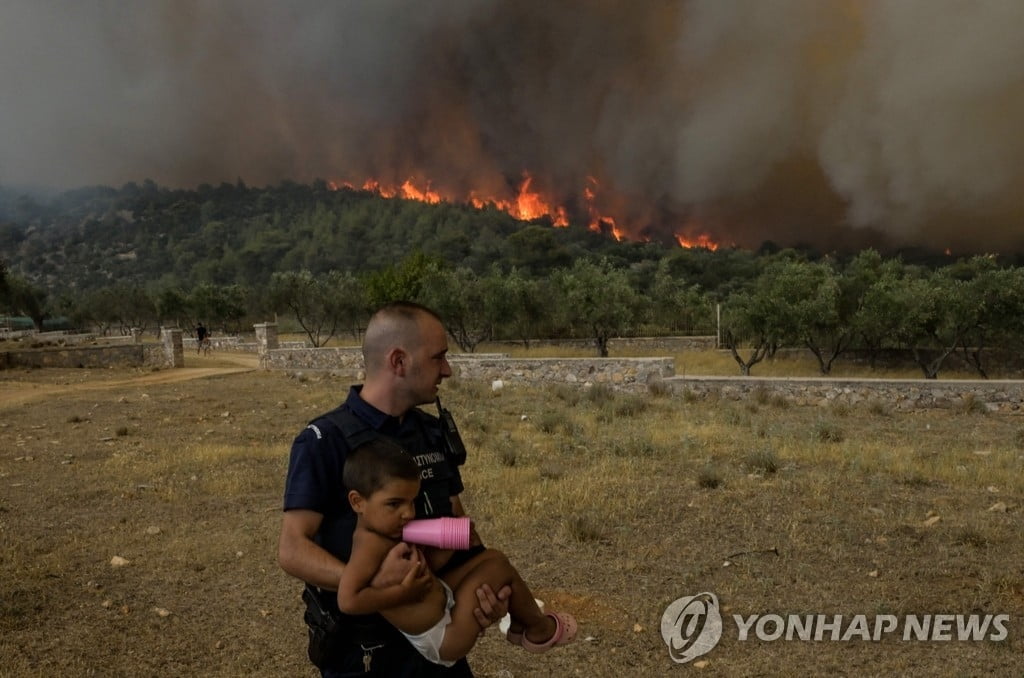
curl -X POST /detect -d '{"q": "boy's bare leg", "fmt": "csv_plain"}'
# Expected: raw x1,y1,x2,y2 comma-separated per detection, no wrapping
438,549,555,661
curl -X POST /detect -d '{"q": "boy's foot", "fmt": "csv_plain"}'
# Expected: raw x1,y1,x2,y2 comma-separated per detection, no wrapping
506,625,524,645
520,612,578,653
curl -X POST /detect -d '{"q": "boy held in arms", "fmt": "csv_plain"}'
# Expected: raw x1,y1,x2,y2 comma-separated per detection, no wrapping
337,439,577,666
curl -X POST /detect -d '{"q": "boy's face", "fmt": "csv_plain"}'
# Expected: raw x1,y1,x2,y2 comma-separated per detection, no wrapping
350,478,420,539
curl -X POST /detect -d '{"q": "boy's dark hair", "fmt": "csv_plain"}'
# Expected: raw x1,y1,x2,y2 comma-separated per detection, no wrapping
343,438,421,497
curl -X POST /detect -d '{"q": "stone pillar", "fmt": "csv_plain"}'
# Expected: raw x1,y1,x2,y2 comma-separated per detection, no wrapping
131,327,143,344
254,322,279,368
160,327,184,368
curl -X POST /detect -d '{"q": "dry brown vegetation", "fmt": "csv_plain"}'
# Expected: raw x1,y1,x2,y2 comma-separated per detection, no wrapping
1,352,1023,676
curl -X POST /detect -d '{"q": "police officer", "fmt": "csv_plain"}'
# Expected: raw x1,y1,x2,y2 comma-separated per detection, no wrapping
278,301,511,677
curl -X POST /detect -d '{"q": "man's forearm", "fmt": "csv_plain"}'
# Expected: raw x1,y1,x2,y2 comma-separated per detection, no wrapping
279,534,346,591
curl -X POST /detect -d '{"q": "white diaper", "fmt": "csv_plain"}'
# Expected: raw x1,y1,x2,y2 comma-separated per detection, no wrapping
402,580,457,667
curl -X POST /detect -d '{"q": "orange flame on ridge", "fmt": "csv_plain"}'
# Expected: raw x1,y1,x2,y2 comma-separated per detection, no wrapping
330,173,721,249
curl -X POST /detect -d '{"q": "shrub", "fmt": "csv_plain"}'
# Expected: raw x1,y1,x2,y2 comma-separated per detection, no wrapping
955,528,990,549
697,465,723,489
609,436,657,458
958,394,989,415
813,419,845,443
535,411,561,434
744,446,779,475
613,395,648,418
550,384,581,406
866,400,891,417
494,437,517,467
538,461,565,480
567,514,604,543
583,383,615,406
647,379,671,398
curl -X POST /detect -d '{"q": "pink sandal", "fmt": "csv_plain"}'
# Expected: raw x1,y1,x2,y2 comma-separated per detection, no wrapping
520,612,578,653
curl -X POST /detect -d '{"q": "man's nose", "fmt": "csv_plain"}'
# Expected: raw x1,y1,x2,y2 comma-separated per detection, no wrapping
440,358,452,378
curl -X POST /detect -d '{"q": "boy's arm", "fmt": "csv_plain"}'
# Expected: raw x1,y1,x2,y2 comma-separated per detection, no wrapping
337,535,432,616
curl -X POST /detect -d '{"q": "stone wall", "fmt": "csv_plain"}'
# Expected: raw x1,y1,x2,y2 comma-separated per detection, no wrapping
263,346,675,389
451,357,675,389
0,328,183,370
664,375,1024,413
264,347,364,371
1,344,172,369
487,336,716,352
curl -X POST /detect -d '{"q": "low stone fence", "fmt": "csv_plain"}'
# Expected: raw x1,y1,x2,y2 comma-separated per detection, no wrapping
265,347,363,371
2,344,170,369
452,357,675,389
264,346,675,390
664,375,1024,413
184,336,309,353
487,336,716,352
1,328,184,370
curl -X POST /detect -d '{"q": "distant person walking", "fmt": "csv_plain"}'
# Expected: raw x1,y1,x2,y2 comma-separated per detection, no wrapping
195,322,209,354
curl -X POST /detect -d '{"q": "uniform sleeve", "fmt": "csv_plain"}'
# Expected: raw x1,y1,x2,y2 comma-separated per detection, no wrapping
283,423,344,513
447,461,465,497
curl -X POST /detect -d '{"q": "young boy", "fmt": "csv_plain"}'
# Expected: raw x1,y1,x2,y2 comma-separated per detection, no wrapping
337,438,577,666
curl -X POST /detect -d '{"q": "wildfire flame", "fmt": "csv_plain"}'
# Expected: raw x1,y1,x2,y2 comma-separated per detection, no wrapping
329,173,720,250
675,234,719,251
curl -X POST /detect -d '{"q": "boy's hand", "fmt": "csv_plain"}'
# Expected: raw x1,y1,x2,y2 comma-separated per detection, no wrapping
398,547,433,602
372,542,414,588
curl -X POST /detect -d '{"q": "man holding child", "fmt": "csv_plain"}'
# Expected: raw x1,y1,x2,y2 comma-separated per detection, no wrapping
278,302,576,676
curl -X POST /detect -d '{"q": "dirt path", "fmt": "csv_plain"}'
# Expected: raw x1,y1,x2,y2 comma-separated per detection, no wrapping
0,353,260,410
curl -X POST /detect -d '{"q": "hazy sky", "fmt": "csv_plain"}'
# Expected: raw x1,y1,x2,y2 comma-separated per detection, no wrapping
3,0,1024,251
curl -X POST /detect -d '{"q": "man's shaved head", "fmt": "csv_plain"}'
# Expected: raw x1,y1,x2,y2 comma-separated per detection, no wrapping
362,302,443,375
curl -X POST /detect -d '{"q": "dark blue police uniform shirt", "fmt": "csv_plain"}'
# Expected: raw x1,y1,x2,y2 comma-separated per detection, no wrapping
283,386,465,567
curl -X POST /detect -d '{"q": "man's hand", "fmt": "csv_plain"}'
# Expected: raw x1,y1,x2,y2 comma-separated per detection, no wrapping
371,542,414,588
473,583,512,634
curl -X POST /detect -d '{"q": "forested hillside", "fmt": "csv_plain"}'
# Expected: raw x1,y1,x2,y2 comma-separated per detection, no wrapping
4,180,1024,380
0,180,658,290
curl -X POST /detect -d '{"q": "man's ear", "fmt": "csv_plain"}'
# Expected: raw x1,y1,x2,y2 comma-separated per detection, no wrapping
348,489,365,512
387,347,408,375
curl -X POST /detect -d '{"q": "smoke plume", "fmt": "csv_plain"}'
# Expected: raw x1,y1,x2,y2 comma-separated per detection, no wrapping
3,0,1024,251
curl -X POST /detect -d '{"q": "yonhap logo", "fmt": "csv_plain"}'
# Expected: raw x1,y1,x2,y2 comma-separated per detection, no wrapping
660,591,1011,664
660,592,723,664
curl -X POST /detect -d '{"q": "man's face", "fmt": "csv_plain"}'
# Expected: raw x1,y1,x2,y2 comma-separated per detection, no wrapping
353,478,419,539
404,315,452,406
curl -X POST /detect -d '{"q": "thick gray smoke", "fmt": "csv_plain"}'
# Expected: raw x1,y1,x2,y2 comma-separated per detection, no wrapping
3,0,1023,251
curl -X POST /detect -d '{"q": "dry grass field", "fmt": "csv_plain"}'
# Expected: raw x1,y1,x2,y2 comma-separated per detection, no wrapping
1,350,1023,676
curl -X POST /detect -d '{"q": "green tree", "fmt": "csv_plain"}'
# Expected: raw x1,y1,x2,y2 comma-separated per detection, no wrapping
720,285,781,376
550,258,638,357
189,283,248,335
648,261,715,335
762,260,853,375
151,285,190,331
419,266,492,352
3,273,48,331
364,252,441,309
484,267,549,347
268,270,361,347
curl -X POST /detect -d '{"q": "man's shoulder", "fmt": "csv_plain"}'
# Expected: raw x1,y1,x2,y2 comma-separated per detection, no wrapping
300,400,379,451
